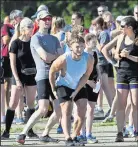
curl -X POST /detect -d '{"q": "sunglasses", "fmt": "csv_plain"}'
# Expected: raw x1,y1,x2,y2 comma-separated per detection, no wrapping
40,17,52,22
98,10,105,12
27,25,34,29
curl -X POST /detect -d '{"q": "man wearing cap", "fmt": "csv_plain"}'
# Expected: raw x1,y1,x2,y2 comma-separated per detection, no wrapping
31,4,49,35
16,10,63,144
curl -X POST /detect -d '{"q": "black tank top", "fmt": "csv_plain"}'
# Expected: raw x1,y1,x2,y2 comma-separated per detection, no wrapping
119,37,138,70
89,51,98,81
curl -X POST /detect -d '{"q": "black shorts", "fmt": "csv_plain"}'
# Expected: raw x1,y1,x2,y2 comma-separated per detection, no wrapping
56,86,87,103
2,57,12,78
86,84,99,102
12,73,36,86
37,79,56,100
99,64,108,75
108,63,114,78
117,68,138,89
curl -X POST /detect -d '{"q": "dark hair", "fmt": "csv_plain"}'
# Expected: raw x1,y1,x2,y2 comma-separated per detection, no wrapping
68,31,85,46
93,16,108,30
85,33,96,42
55,17,65,29
122,16,138,45
72,12,84,26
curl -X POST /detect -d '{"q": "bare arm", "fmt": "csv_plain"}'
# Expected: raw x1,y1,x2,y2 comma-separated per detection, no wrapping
49,55,66,91
127,55,138,62
2,35,10,45
9,53,20,81
120,49,138,62
36,47,58,63
73,54,94,94
31,36,59,63
102,36,118,62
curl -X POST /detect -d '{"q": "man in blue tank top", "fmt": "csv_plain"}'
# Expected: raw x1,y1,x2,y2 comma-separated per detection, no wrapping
49,33,94,146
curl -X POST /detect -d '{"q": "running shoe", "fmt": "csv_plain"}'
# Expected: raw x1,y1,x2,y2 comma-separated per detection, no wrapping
123,127,129,138
1,131,10,139
115,132,124,142
39,135,59,143
102,115,114,123
65,138,74,146
104,109,111,118
27,129,38,138
126,126,135,137
77,135,87,144
57,124,63,134
1,116,5,124
86,134,98,144
134,132,138,142
16,134,26,145
15,118,24,125
73,137,85,146
94,108,104,117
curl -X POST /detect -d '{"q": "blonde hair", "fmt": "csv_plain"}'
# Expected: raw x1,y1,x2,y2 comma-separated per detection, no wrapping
51,16,57,35
14,17,33,38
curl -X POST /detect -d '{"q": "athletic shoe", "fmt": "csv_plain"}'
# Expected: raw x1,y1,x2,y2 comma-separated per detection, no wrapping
94,107,104,117
57,124,63,134
1,131,10,139
104,109,111,118
134,132,138,142
73,137,85,146
15,118,24,125
77,135,87,144
102,116,114,123
1,116,5,124
27,129,38,138
86,134,98,144
12,118,16,124
39,135,59,143
16,134,26,145
115,132,124,142
65,138,74,146
123,127,129,138
126,126,135,137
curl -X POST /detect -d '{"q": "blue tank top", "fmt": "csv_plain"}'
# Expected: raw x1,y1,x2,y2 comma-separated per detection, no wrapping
56,52,88,89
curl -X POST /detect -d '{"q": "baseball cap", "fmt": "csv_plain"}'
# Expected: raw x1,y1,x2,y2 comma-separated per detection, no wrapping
31,4,49,19
37,10,52,20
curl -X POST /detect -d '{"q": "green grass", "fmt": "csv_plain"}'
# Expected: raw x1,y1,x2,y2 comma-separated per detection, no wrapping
93,121,117,127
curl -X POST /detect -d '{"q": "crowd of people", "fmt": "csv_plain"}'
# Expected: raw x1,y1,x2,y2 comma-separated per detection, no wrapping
0,4,138,146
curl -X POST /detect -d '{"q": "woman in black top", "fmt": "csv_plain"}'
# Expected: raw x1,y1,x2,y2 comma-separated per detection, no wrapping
1,17,37,139
102,16,138,142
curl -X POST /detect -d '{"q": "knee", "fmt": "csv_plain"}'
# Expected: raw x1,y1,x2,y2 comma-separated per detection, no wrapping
131,104,137,111
38,108,48,116
9,101,18,110
87,107,94,115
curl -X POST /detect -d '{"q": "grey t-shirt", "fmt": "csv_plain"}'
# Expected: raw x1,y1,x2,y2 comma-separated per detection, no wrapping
97,30,110,65
30,32,60,82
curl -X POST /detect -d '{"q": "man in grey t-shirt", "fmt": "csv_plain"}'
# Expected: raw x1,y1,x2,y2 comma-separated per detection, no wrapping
16,10,63,144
